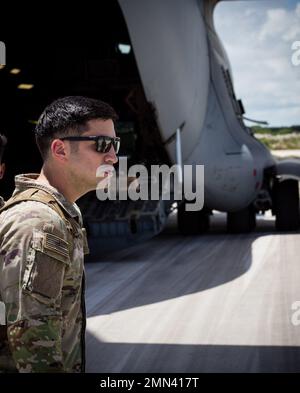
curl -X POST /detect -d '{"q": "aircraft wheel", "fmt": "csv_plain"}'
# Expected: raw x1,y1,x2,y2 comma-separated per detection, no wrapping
177,202,210,235
227,204,256,233
273,179,300,231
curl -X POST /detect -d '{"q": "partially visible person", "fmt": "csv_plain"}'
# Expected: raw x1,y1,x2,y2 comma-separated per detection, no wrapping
0,134,7,208
0,133,9,372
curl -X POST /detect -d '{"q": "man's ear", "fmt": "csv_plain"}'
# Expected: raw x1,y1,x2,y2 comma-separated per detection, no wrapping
51,139,69,162
0,163,5,180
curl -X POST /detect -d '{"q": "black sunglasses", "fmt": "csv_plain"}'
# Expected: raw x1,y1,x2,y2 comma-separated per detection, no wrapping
60,135,120,154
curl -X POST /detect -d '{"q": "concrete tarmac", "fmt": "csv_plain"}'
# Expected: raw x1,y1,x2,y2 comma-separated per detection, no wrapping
85,211,300,372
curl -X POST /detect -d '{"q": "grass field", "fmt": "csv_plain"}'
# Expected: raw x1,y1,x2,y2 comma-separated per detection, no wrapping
252,125,300,150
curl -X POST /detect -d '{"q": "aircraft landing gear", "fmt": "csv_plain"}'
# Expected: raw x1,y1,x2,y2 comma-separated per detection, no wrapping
273,179,300,231
227,204,256,233
177,202,210,235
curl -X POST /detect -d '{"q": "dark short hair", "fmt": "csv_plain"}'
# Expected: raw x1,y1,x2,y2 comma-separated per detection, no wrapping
35,96,118,159
0,134,7,163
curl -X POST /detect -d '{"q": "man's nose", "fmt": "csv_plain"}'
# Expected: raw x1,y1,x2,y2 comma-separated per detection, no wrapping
104,147,118,165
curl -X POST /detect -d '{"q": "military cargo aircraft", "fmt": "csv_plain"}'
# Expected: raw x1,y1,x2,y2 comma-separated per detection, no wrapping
1,0,299,259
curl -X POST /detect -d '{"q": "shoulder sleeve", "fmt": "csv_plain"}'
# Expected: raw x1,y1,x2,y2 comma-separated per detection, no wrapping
0,201,70,303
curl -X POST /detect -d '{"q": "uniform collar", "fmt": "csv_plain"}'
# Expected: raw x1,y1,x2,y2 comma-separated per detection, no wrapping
14,173,82,220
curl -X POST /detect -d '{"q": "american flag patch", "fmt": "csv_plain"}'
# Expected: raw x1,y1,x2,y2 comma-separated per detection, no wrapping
43,233,70,260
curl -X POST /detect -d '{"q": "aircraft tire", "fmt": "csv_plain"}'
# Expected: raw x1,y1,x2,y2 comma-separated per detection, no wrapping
227,204,256,233
177,202,210,235
273,179,300,231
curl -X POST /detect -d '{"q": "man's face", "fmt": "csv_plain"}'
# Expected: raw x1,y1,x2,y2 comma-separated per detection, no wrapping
67,118,118,193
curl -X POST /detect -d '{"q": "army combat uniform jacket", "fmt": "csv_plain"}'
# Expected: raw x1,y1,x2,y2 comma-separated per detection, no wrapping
0,174,88,372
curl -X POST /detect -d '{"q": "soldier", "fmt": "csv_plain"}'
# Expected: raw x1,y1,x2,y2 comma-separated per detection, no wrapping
0,133,9,371
0,96,119,372
0,133,7,207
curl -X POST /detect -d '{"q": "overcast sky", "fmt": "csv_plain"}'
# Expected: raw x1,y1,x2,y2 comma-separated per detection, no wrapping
214,0,300,127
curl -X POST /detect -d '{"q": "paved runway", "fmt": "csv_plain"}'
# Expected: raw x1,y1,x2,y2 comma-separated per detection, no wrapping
85,212,300,372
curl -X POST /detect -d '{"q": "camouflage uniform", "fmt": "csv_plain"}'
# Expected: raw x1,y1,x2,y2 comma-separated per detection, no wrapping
0,174,89,373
